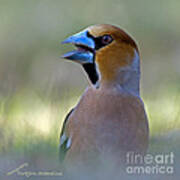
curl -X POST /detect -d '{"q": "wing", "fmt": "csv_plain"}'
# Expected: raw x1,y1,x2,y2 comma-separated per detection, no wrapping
59,108,74,162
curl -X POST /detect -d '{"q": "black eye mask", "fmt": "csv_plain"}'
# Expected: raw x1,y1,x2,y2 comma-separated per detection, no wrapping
87,32,113,50
82,32,113,86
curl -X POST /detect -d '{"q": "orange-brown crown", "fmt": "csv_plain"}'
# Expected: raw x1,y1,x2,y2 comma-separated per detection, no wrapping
87,24,139,82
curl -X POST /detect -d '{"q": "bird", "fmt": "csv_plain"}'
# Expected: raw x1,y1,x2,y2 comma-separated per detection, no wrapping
60,24,149,175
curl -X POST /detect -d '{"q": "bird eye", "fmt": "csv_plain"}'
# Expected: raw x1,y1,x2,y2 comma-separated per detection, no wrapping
101,35,113,45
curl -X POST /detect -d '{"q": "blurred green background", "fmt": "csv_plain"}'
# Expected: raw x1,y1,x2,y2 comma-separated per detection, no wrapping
0,0,180,179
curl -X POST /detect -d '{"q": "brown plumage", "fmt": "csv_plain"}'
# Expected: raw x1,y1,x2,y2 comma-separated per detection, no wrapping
60,24,149,175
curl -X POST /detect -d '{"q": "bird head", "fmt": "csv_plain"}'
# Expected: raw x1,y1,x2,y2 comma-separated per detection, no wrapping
62,24,140,90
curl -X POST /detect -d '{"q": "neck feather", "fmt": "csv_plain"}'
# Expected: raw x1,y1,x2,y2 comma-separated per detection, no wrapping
100,50,140,96
116,50,140,96
83,50,141,96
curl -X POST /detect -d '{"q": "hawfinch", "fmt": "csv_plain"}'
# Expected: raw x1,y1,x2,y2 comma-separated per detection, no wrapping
60,24,149,174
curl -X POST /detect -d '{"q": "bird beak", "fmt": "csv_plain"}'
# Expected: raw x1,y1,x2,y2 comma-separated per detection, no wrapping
61,30,95,64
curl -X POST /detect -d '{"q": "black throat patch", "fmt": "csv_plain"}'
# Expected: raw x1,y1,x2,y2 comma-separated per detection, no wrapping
82,31,113,86
83,63,99,85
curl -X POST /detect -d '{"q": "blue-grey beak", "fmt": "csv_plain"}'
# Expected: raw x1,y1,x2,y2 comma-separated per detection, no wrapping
61,30,95,64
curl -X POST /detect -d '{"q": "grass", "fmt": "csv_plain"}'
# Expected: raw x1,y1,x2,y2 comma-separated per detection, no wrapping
0,85,180,179
145,85,180,136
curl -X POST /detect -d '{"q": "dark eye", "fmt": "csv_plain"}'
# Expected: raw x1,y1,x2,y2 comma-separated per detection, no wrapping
101,35,113,45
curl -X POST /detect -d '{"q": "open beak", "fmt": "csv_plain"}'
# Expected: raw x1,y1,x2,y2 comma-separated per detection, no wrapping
61,30,95,64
